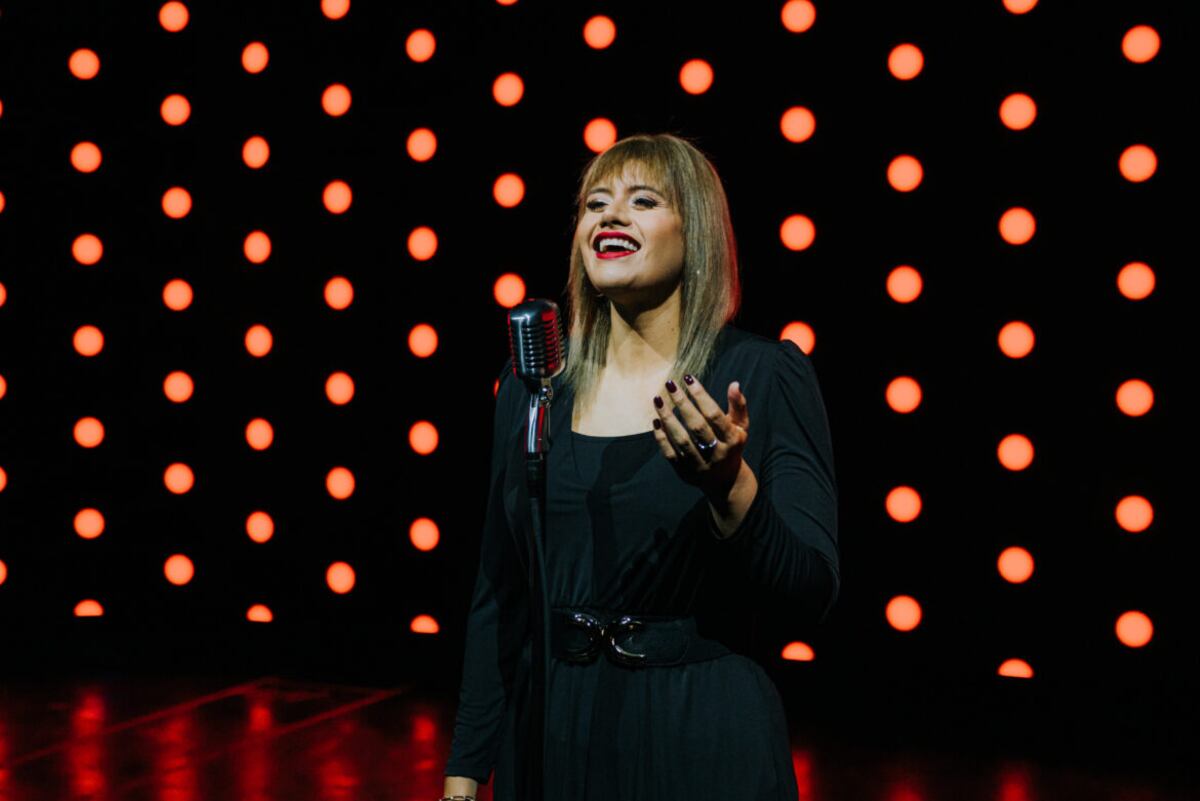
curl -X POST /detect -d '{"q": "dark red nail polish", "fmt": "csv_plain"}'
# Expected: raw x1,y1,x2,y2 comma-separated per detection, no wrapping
665,379,677,393
653,395,663,408
653,418,661,429
683,374,694,385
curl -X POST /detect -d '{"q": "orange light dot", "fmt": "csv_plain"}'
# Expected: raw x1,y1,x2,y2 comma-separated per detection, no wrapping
1122,25,1160,63
1115,611,1153,647
75,508,105,539
584,118,618,152
326,466,356,499
73,325,104,356
887,154,923,191
409,421,439,455
0,375,5,400
1117,261,1155,300
493,73,524,106
410,517,440,551
163,370,194,403
0,281,7,306
1002,0,1038,13
0,192,4,214
325,276,354,310
243,135,270,168
494,173,525,207
161,94,191,125
164,462,195,493
998,207,1036,245
162,186,192,219
998,321,1035,358
1115,495,1153,533
407,128,437,161
163,278,194,310
410,615,440,634
1119,144,1157,182
164,553,195,585
0,467,6,493
327,561,356,593
779,322,815,355
244,324,273,357
780,214,816,251
997,434,1034,471
323,180,353,213
494,273,526,307
679,59,714,94
322,83,352,116
408,226,438,260
74,600,104,617
246,604,273,623
74,417,104,447
997,659,1034,679
325,371,355,405
159,2,189,32
1115,379,1153,417
888,43,923,80
242,42,269,73
780,641,815,662
71,141,103,173
885,376,922,414
1000,93,1037,130
406,29,436,62
496,0,517,5
997,546,1035,583
246,510,275,543
886,265,923,303
244,230,272,263
69,49,101,80
885,485,922,522
885,595,922,631
73,233,103,265
780,106,816,143
781,0,816,32
583,15,616,49
245,418,274,450
408,324,438,357
322,0,350,20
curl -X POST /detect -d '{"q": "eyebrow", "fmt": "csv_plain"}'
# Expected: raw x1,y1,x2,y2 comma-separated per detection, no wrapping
586,184,664,197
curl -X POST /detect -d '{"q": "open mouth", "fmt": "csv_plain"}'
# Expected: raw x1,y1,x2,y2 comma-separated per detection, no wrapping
593,235,641,259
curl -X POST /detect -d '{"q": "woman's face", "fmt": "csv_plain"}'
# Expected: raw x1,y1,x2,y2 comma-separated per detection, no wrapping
575,163,684,307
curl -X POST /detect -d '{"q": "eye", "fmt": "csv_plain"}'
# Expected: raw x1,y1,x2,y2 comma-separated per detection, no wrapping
585,196,658,211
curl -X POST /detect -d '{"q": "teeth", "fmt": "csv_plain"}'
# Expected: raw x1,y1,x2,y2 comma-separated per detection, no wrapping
597,237,639,253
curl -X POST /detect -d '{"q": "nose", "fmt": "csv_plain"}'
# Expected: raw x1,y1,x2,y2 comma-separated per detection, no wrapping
599,198,630,227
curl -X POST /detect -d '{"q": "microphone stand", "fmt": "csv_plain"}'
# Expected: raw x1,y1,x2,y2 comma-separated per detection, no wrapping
522,383,554,801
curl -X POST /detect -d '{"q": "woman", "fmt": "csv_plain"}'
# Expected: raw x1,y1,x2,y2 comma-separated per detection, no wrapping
442,133,840,799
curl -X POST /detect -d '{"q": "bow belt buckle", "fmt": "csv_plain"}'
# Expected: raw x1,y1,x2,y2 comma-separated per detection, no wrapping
562,611,648,667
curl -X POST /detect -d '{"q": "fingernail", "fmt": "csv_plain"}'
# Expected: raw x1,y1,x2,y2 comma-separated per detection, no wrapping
683,374,694,385
653,395,663,409
665,379,677,393
653,418,662,429
732,381,740,394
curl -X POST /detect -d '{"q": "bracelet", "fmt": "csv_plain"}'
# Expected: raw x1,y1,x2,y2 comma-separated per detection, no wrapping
439,796,475,801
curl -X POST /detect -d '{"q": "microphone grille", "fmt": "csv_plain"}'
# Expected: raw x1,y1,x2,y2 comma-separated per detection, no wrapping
508,299,566,381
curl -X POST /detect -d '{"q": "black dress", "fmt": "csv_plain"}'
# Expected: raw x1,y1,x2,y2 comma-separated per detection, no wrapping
443,323,840,799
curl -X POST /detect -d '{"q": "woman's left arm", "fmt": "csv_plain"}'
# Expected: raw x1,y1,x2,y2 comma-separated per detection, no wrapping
706,339,840,625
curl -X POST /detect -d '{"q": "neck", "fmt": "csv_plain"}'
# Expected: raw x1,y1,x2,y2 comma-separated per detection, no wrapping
605,284,682,379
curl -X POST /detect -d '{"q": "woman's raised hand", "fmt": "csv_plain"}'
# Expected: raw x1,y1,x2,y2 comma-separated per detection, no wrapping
651,374,749,501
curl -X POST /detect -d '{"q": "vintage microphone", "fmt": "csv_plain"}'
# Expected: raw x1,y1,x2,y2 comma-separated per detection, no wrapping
506,298,565,801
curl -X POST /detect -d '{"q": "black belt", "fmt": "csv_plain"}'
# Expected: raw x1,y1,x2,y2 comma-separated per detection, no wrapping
550,606,731,668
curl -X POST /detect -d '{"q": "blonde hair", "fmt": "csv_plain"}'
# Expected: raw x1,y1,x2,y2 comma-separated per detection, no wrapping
562,132,742,408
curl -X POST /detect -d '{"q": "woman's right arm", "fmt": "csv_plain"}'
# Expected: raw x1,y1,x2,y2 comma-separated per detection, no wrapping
441,356,529,789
